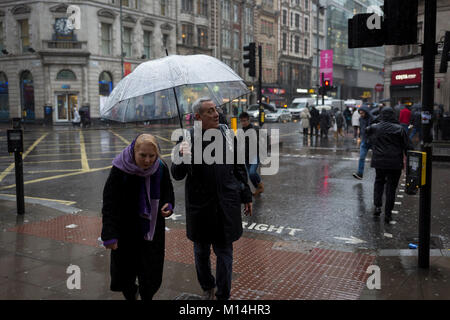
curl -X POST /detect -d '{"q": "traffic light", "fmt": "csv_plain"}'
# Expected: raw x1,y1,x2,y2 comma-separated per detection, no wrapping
384,0,418,45
439,31,450,73
348,0,418,49
243,42,256,77
348,13,384,48
324,80,330,89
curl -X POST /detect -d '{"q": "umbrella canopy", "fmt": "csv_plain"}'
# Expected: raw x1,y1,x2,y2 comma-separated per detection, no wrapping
101,54,250,122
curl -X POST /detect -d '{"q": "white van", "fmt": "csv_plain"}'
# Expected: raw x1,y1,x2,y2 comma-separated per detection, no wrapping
288,97,316,119
324,99,345,111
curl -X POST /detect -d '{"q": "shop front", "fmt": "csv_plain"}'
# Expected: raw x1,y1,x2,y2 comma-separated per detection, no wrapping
390,68,422,105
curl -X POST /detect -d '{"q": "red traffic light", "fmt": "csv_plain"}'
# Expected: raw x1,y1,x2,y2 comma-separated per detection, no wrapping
324,80,330,87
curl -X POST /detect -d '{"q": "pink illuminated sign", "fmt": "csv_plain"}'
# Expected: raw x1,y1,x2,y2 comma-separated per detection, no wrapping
320,49,333,86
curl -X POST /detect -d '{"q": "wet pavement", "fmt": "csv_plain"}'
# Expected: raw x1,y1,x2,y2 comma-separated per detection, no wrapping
1,122,450,300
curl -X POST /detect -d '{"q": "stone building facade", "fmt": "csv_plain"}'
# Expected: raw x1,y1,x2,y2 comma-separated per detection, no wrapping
278,0,313,106
383,0,450,113
0,0,177,124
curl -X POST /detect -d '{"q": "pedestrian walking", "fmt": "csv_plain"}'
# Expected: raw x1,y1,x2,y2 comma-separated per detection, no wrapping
352,105,373,180
351,108,361,140
399,104,411,134
72,107,81,127
300,107,311,136
319,109,331,138
101,134,175,300
239,112,264,196
366,107,413,223
171,97,253,300
409,104,422,144
309,106,320,136
334,108,345,139
343,107,352,134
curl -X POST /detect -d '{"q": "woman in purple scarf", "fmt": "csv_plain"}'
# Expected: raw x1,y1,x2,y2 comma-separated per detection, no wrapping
101,134,174,300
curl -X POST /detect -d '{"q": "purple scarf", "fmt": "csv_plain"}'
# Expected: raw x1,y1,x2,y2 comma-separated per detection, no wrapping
112,138,161,241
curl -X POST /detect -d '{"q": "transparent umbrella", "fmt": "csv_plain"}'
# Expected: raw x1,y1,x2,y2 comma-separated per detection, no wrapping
100,54,250,126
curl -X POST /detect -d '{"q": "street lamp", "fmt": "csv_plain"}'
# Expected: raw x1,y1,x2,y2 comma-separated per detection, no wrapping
314,0,326,105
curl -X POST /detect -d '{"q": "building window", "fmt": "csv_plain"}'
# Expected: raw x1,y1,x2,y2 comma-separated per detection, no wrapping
123,27,132,57
181,24,194,45
143,31,151,59
233,31,239,50
99,71,113,96
20,70,35,120
304,38,308,55
245,7,253,26
0,72,9,120
305,17,309,32
282,33,287,51
222,0,230,21
295,14,300,28
233,4,239,23
18,19,30,53
101,23,112,55
221,29,231,48
197,0,208,16
294,36,299,53
182,0,193,13
305,0,309,10
56,70,77,81
162,33,169,48
282,10,287,26
160,0,167,16
0,21,4,55
198,27,208,48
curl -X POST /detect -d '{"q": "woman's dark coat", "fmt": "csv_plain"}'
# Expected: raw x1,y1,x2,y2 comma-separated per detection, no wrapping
101,162,174,292
171,125,252,245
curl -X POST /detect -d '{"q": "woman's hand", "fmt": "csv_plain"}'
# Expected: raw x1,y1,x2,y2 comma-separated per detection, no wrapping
105,242,118,250
161,203,173,217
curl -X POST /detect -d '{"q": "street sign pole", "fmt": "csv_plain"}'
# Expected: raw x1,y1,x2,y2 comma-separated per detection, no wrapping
418,0,436,269
258,44,263,128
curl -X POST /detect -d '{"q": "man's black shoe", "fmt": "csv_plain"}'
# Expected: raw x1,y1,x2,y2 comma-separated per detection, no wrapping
384,214,392,224
374,207,382,216
352,173,363,180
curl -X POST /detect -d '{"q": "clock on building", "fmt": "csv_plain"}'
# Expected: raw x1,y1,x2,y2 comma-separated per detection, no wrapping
54,18,73,37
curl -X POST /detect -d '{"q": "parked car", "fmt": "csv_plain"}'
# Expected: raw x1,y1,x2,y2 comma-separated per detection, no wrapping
246,103,276,121
265,108,292,122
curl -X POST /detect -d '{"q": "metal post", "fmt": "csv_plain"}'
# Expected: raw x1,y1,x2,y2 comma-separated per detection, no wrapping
14,151,24,215
316,2,321,106
418,0,436,269
120,0,124,78
258,44,263,127
321,72,325,105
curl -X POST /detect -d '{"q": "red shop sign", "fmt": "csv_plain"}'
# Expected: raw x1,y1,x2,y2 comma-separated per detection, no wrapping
391,68,421,86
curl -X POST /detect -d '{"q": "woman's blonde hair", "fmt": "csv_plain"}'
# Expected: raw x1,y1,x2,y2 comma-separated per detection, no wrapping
134,134,160,157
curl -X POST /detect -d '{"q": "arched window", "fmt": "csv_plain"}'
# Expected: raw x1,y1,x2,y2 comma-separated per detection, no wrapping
20,70,35,120
99,71,113,96
56,69,77,81
0,72,9,120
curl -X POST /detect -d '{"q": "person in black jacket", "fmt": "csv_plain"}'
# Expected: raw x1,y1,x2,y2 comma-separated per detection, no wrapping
319,109,331,138
352,105,374,180
310,106,320,136
101,134,175,300
239,111,264,196
171,96,252,300
366,107,413,223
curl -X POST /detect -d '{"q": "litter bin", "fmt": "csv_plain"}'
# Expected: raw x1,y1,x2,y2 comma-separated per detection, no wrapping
442,116,450,140
44,106,52,126
12,117,22,129
79,105,91,127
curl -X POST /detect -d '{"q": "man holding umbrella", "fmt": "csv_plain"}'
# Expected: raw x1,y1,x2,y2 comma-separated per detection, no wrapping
171,97,253,300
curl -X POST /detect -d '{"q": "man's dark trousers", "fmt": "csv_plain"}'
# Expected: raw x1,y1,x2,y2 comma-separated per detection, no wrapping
194,242,233,300
373,168,402,216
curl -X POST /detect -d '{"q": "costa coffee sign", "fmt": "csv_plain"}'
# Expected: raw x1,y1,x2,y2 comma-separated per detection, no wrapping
391,68,422,86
